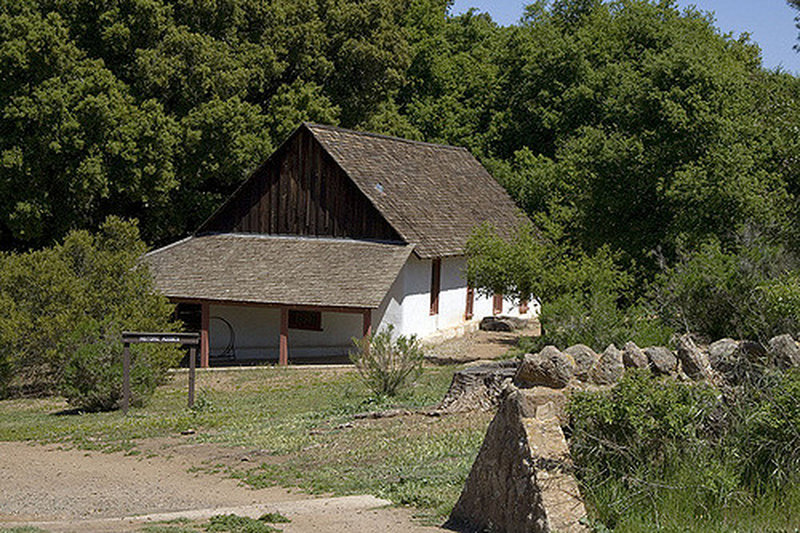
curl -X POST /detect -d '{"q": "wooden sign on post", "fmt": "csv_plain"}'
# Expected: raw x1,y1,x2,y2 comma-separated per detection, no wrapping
121,331,201,414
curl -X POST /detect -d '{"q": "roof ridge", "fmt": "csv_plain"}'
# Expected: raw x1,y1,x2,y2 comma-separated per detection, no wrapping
143,235,193,257
303,122,469,152
195,232,413,248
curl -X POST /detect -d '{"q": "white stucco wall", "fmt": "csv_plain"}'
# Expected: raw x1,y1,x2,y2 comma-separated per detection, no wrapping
207,253,539,362
373,254,537,341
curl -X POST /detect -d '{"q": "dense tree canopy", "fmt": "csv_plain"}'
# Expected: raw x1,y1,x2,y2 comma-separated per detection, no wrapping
0,0,426,248
1,1,799,283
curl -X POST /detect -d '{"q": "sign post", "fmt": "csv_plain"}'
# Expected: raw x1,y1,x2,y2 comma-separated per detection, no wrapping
121,332,201,414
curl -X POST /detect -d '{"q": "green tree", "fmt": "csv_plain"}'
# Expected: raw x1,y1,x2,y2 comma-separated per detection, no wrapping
482,1,789,273
0,8,180,247
0,217,180,408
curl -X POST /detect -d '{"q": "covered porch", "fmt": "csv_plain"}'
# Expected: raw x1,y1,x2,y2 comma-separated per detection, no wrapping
145,233,413,367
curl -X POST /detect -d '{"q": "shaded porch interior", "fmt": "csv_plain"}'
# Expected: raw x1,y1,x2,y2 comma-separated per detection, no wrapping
175,301,372,367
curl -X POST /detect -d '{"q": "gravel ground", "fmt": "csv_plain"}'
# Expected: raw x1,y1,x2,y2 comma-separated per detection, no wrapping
0,441,445,532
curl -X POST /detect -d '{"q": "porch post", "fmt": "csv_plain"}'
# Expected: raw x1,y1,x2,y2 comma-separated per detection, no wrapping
362,309,372,338
200,301,210,368
279,307,289,366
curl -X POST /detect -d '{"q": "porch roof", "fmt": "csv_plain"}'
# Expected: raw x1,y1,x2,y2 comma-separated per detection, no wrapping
144,234,414,309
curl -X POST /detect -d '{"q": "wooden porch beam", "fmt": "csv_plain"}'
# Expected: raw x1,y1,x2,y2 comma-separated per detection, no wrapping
169,297,371,315
362,309,372,338
279,306,289,366
200,301,210,368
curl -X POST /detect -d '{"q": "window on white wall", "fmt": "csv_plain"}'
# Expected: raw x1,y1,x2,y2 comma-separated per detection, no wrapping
288,309,322,331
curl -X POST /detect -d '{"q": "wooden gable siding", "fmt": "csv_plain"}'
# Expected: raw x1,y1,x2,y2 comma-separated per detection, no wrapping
199,128,401,241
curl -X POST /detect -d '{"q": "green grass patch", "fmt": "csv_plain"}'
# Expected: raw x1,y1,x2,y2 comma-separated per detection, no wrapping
257,513,290,523
140,525,198,533
206,514,281,532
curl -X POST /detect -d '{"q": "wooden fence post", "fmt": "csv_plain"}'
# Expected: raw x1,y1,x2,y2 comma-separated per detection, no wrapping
122,342,131,415
188,345,196,408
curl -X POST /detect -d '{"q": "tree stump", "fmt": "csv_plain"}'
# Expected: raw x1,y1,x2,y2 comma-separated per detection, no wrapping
432,360,518,414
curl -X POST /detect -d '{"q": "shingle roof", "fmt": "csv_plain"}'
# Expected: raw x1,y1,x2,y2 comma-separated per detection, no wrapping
305,124,524,258
145,234,414,308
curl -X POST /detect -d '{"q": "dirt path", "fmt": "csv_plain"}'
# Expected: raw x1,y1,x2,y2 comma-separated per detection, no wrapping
0,441,446,532
424,323,540,364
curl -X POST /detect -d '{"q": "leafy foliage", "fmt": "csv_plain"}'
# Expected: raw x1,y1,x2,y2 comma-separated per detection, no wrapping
349,325,424,397
651,229,800,342
569,371,800,530
0,217,179,408
466,223,671,351
2,0,798,256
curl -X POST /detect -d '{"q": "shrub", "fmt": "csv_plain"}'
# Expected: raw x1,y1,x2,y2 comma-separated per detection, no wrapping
349,325,424,397
568,372,739,529
60,318,177,411
0,217,180,409
652,231,800,342
569,371,719,478
733,369,800,492
569,370,800,530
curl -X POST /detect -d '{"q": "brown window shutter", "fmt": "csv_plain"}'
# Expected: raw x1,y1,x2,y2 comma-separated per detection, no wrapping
465,285,474,320
493,293,503,315
430,258,441,315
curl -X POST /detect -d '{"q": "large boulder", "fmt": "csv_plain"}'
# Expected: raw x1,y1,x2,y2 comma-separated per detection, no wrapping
564,344,598,382
591,344,624,385
447,388,588,533
707,338,740,381
644,346,677,375
516,346,575,389
622,341,648,369
479,316,514,332
768,334,800,369
675,334,713,381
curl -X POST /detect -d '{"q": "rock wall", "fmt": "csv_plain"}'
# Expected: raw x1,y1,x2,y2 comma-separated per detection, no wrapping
446,388,588,533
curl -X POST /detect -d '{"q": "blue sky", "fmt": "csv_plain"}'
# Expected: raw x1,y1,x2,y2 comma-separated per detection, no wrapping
449,0,800,74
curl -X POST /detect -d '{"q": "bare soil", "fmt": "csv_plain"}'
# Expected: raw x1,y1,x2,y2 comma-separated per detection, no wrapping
0,440,445,532
424,323,540,364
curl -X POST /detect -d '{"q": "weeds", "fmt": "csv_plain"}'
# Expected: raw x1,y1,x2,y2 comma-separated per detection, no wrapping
350,326,424,397
206,514,281,532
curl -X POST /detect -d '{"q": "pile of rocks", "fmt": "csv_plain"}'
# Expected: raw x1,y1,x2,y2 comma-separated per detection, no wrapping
436,333,800,416
516,333,800,391
516,341,674,389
